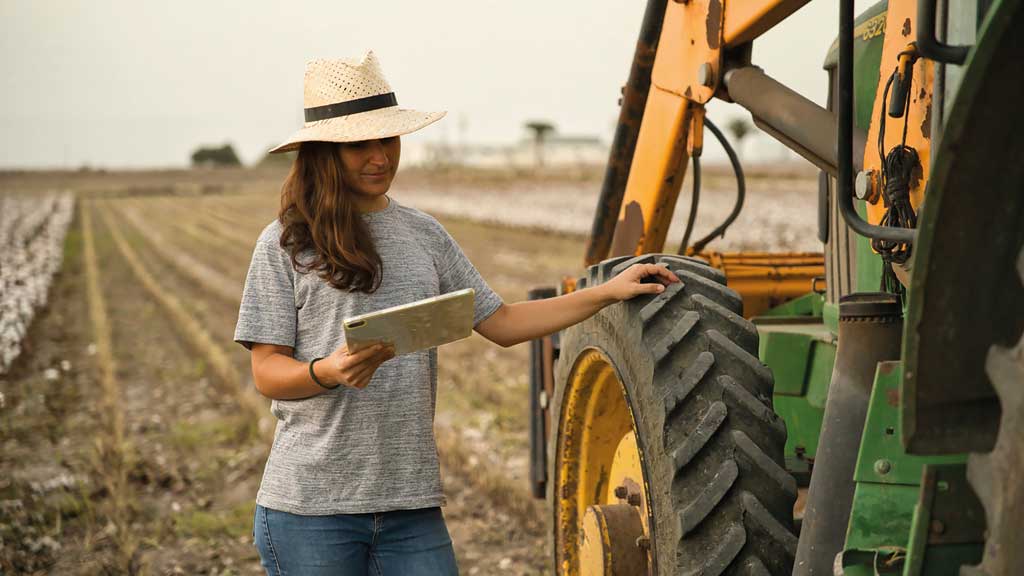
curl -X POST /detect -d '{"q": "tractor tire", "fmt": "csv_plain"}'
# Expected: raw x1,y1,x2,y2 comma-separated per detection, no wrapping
551,253,798,575
964,245,1024,576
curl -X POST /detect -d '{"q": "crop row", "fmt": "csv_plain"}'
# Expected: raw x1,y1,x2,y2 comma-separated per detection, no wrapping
0,193,75,373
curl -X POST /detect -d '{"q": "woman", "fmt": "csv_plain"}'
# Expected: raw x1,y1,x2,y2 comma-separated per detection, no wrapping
234,51,678,576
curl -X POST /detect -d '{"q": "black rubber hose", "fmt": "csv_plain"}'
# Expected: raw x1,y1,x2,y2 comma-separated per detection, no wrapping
678,155,701,255
690,117,746,253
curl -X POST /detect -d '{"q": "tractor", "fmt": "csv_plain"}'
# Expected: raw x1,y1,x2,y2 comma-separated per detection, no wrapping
525,0,1023,574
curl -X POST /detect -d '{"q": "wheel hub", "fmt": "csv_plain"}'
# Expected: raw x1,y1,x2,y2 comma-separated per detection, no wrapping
556,348,652,574
580,503,648,576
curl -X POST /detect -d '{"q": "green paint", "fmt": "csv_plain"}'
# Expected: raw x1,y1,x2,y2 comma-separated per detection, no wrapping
854,362,965,486
845,482,920,551
805,342,835,409
758,292,825,317
821,0,889,130
823,0,891,295
838,366,978,575
775,394,826,465
823,301,840,335
903,486,929,576
854,202,886,293
757,310,836,464
762,332,813,395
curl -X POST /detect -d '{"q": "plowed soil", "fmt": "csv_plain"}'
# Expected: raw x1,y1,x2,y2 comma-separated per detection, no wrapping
0,166,815,574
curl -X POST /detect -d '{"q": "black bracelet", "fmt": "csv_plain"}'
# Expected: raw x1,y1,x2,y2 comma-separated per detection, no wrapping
309,357,337,390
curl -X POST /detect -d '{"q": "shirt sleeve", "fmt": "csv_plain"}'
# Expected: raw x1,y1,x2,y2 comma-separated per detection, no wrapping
435,223,504,327
234,233,298,350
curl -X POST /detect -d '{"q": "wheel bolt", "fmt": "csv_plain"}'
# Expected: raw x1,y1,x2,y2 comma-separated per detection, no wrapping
614,485,628,499
627,493,642,507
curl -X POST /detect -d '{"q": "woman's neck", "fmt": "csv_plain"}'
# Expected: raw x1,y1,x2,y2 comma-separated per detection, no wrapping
353,194,390,213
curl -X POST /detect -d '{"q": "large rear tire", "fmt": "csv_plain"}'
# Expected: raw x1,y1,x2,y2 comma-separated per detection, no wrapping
550,254,798,575
965,246,1024,576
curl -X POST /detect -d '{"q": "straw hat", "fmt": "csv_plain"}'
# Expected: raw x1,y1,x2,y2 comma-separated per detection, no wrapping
269,51,445,154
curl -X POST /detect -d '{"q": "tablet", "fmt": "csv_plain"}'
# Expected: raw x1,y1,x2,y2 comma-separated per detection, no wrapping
342,288,476,356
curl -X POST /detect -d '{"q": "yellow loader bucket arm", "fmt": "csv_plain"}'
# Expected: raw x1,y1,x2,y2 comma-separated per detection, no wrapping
587,0,812,265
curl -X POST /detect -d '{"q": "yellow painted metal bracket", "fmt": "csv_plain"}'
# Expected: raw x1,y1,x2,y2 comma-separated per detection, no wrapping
861,2,934,224
723,0,812,47
608,87,692,258
700,251,825,317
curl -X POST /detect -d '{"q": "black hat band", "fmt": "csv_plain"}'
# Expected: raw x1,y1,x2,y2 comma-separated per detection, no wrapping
304,92,398,123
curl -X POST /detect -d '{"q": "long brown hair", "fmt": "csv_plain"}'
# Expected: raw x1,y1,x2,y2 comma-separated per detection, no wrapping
277,141,383,292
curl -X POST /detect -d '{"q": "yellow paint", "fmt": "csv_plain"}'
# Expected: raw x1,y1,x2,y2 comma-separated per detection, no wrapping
565,248,825,317
723,0,811,47
608,431,647,531
861,0,933,225
698,251,826,317
579,506,612,575
615,87,690,257
555,349,648,575
653,0,721,103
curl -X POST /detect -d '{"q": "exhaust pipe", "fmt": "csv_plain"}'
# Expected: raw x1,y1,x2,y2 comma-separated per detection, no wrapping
793,292,903,575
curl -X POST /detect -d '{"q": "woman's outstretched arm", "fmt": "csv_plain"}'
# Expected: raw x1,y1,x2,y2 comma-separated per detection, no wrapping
475,263,680,348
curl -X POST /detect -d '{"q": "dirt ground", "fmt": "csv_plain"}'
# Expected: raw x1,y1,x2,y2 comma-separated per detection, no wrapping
0,170,591,575
0,166,816,574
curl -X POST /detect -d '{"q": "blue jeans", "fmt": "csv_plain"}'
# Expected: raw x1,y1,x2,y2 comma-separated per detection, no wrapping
253,504,459,576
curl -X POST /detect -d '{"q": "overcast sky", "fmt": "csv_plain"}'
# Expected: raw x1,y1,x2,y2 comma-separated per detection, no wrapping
1,0,875,169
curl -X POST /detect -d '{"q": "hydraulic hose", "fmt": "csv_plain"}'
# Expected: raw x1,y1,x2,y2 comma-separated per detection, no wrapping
690,117,746,253
678,155,701,254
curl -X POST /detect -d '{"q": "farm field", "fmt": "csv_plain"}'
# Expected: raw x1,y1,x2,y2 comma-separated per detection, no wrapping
0,165,818,574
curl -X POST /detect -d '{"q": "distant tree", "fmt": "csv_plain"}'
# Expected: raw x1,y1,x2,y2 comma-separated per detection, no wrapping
258,147,297,168
191,143,242,167
725,117,753,159
524,120,556,167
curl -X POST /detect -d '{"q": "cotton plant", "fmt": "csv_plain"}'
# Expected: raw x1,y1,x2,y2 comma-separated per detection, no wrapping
0,192,74,374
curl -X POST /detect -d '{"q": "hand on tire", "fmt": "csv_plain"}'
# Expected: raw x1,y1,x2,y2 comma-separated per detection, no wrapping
602,263,680,302
325,342,396,389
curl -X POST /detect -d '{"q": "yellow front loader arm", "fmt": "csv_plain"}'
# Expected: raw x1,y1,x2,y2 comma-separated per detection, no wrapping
586,0,822,316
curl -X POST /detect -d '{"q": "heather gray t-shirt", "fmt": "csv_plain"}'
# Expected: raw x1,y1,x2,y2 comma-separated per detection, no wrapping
233,197,503,515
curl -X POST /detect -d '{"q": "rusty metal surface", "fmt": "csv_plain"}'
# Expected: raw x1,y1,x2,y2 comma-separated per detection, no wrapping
725,66,867,176
528,287,558,499
585,0,668,267
918,464,986,546
608,200,648,259
579,504,648,576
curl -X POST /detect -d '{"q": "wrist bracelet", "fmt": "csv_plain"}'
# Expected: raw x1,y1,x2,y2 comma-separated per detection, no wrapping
309,357,337,390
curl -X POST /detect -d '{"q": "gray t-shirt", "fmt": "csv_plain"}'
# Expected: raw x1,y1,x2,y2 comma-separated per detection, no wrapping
233,197,503,515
